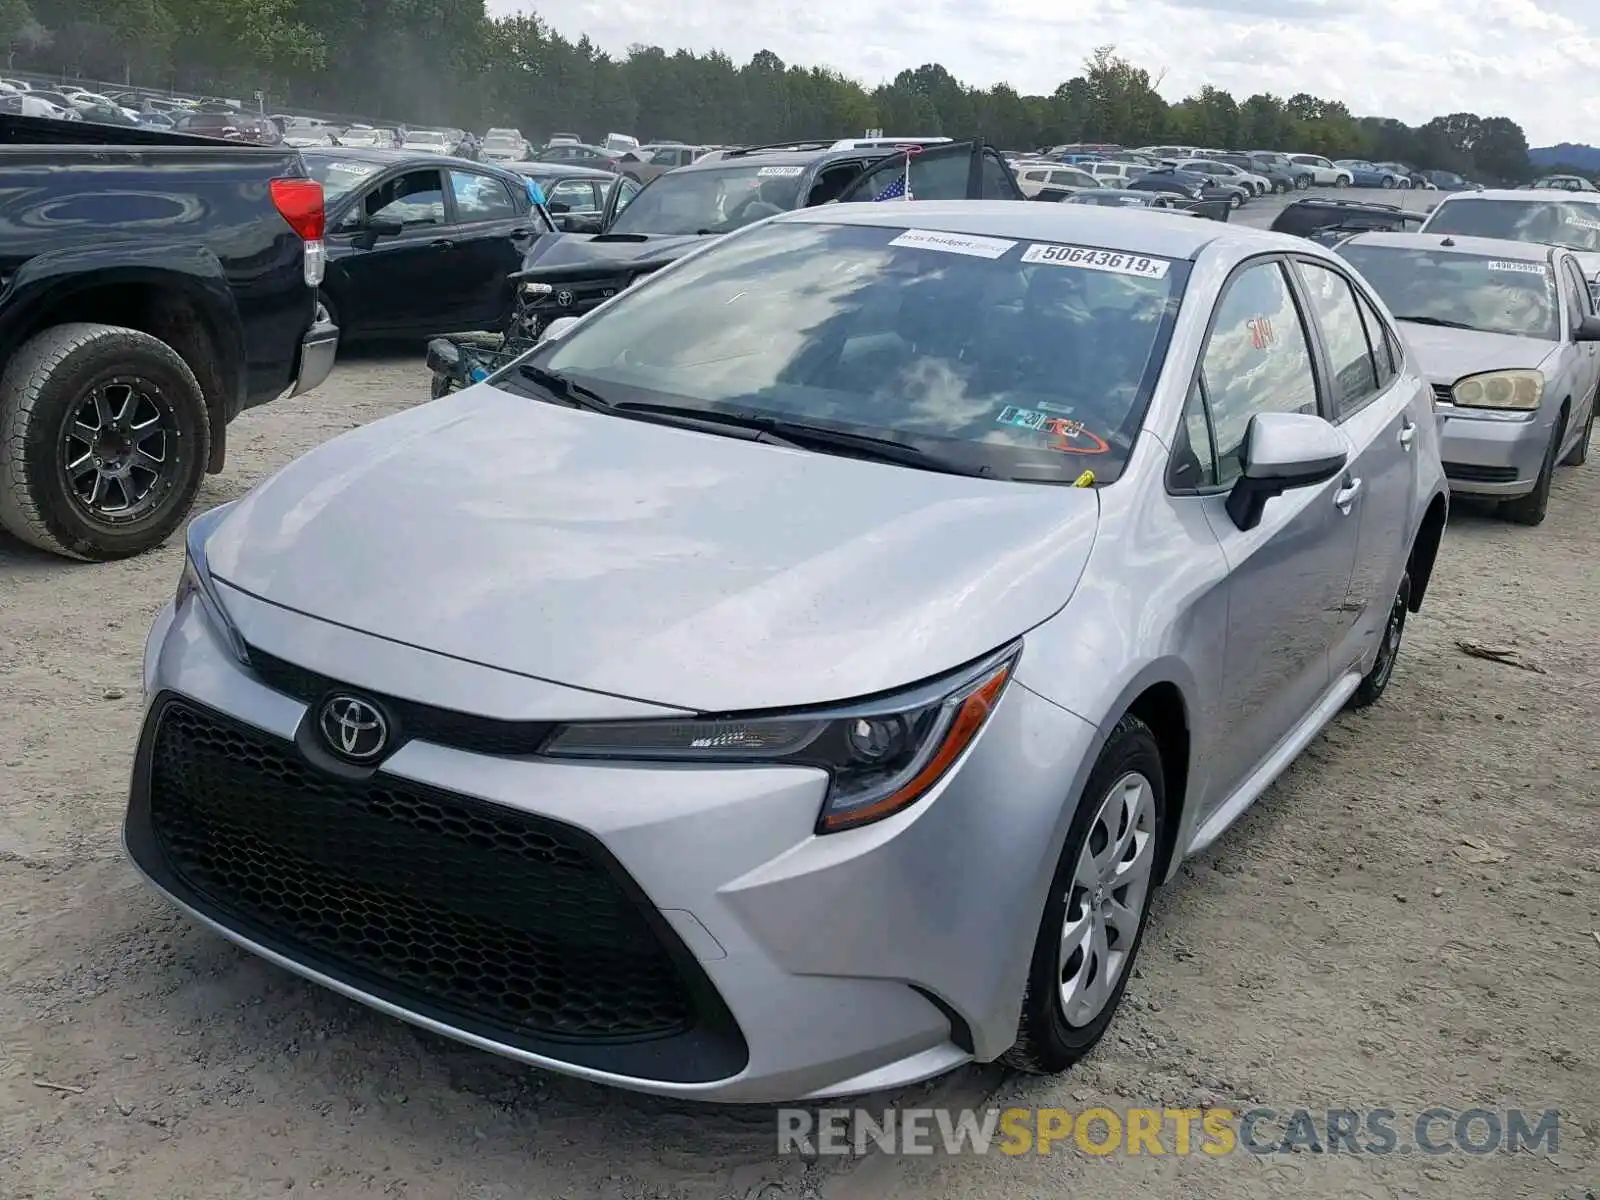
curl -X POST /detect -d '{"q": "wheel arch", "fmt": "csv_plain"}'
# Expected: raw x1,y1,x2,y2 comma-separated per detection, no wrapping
1405,491,1448,612
0,257,243,474
1122,681,1191,883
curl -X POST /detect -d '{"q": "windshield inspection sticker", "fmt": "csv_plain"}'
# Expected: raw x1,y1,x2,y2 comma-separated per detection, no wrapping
1486,260,1547,274
1021,243,1170,279
756,165,805,177
996,406,1110,454
1566,216,1600,231
887,229,1017,259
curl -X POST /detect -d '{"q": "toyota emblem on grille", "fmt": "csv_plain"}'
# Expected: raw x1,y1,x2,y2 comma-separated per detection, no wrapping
556,289,574,307
318,695,390,762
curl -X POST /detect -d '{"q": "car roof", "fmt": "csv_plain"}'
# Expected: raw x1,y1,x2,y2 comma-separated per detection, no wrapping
1342,231,1556,262
504,161,617,180
1444,187,1600,204
775,199,1315,260
679,145,877,171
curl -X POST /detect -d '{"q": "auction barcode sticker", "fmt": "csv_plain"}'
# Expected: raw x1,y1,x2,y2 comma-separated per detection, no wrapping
887,229,1017,259
1021,243,1171,278
1486,260,1546,274
757,165,805,177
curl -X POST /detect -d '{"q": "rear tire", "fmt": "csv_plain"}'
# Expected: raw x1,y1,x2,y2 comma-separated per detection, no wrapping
1229,191,1244,209
1000,714,1164,1075
1294,175,1310,190
1382,176,1396,188
1348,573,1411,709
0,323,209,561
1501,411,1565,526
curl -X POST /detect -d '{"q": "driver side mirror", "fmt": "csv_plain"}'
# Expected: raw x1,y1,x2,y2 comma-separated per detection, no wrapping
1225,412,1349,532
1576,314,1600,342
350,214,404,248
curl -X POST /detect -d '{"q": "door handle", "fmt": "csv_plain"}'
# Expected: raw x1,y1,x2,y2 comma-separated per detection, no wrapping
510,227,531,237
1334,477,1362,512
1398,420,1416,450
429,238,455,250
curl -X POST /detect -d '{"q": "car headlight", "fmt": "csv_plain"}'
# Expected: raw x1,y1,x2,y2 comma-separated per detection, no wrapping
174,502,250,665
1450,369,1543,411
542,643,1020,834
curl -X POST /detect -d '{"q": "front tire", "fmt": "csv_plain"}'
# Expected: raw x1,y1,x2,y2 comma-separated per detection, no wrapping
1349,572,1411,709
1381,176,1396,189
0,323,210,561
1501,410,1566,526
1001,714,1164,1075
1560,400,1594,466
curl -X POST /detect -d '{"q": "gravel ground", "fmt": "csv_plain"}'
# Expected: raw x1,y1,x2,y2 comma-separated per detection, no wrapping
2,189,1596,1199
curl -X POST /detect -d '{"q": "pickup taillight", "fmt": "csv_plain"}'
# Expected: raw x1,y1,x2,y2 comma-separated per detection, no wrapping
270,177,326,288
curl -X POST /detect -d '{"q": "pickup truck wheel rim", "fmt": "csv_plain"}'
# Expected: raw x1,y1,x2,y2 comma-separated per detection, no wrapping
1058,771,1156,1027
59,377,178,526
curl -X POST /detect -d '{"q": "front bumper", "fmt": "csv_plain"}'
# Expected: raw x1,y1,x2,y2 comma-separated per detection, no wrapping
288,309,339,398
1434,402,1553,496
127,594,1096,1102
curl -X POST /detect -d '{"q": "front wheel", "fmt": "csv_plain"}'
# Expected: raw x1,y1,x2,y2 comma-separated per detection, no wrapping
0,323,210,561
1337,174,1353,187
1229,191,1244,209
1381,176,1396,188
1560,399,1594,466
1501,411,1565,526
1001,714,1164,1075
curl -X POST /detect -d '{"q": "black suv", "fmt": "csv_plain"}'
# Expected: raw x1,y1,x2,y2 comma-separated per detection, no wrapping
514,138,1024,324
1269,196,1426,246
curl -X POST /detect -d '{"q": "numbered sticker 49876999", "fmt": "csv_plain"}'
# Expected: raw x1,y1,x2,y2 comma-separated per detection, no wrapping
1020,243,1171,279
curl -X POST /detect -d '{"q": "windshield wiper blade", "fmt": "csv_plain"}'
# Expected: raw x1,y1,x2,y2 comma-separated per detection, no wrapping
1395,316,1477,329
516,363,615,412
612,406,992,476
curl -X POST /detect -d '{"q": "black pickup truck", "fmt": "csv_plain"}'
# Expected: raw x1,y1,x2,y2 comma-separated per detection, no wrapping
0,114,337,561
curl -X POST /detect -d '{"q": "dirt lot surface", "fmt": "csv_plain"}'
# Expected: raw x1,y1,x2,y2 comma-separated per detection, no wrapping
3,190,1597,1199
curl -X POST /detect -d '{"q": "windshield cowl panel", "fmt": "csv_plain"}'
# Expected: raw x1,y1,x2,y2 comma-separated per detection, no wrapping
507,220,1187,485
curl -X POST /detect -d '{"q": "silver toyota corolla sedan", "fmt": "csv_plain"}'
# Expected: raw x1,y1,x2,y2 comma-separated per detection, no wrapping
127,202,1449,1103
1337,232,1600,524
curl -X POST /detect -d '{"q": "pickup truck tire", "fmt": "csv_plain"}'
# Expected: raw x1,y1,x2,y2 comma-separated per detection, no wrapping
0,323,210,561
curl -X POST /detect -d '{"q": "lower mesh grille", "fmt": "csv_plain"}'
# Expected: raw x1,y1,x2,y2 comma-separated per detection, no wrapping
144,700,695,1042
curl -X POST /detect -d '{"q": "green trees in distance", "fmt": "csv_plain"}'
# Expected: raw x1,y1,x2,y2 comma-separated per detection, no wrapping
18,1,1546,182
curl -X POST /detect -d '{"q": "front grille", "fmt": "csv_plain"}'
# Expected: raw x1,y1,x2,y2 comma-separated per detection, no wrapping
247,646,552,757
1444,462,1519,484
145,700,694,1042
1432,384,1454,405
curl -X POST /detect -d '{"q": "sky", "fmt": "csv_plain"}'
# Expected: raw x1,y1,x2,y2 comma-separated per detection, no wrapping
486,0,1600,147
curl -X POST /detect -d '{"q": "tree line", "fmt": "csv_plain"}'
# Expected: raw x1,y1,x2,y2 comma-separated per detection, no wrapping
10,0,1547,183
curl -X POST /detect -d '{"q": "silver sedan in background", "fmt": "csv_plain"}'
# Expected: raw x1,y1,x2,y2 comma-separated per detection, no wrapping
1338,232,1600,524
127,204,1447,1103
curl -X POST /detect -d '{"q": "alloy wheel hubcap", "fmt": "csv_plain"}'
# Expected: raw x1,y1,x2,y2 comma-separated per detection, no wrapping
61,378,177,524
1057,771,1157,1028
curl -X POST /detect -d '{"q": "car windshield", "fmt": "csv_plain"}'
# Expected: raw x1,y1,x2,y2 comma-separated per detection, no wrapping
648,148,683,165
1071,192,1153,207
408,132,447,145
484,134,519,149
607,164,809,235
304,156,385,203
1424,198,1600,253
523,220,1186,484
1336,244,1559,340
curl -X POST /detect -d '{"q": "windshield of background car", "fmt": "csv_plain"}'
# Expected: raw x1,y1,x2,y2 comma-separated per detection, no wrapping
484,135,519,149
1424,198,1600,253
1337,244,1559,340
408,132,447,145
529,220,1187,484
304,156,385,203
606,164,809,235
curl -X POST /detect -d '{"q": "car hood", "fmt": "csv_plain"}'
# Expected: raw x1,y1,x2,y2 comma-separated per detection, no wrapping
1398,322,1559,382
518,231,710,281
204,385,1100,713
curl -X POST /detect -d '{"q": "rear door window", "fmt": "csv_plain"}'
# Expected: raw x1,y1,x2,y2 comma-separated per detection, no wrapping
448,171,520,222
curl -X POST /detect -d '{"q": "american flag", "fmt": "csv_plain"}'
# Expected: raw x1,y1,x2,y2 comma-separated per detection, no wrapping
873,176,907,201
